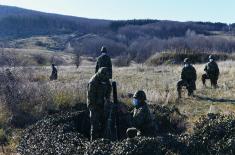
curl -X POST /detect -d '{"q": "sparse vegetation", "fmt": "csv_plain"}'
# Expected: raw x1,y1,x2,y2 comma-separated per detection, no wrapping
0,57,235,154
1,5,235,154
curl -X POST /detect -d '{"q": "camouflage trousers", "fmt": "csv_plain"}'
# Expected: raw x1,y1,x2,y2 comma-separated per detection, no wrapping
177,80,196,97
202,74,218,88
89,106,105,141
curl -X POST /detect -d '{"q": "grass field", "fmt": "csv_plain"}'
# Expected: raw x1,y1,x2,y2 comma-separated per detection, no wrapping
1,59,235,153
8,60,235,124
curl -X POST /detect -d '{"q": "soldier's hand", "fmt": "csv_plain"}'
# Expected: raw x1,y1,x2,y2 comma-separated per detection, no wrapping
118,104,128,114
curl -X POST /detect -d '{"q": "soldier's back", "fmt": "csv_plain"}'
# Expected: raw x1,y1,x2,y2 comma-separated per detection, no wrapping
97,54,111,68
182,65,196,80
206,61,219,75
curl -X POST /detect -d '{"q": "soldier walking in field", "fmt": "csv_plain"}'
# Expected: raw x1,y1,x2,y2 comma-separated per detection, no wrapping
202,55,220,88
50,64,57,80
177,58,197,98
87,67,112,141
126,90,156,138
95,46,112,79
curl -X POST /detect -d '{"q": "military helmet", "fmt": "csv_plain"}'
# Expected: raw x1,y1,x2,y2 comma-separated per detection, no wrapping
184,58,190,63
209,55,214,60
133,90,147,101
101,46,107,53
126,127,138,138
97,67,109,80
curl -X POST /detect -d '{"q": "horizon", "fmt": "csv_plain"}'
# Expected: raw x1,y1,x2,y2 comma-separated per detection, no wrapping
0,0,234,24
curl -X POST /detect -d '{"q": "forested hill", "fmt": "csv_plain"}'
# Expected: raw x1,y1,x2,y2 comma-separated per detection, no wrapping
1,5,235,40
1,5,235,62
0,5,110,39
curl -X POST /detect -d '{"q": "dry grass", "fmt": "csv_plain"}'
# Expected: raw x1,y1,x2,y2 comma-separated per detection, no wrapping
5,60,234,121
1,60,235,153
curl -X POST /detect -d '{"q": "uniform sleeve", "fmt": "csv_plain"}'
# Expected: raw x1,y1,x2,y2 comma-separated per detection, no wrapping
181,68,186,80
87,82,97,108
215,63,220,76
132,108,147,128
108,58,112,79
95,58,100,73
105,81,112,100
193,67,197,81
204,64,208,72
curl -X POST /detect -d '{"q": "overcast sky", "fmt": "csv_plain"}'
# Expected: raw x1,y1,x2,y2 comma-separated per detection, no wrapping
0,0,234,23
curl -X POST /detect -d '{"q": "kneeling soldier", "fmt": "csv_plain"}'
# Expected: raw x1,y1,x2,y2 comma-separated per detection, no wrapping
202,55,220,88
177,58,197,98
127,90,156,138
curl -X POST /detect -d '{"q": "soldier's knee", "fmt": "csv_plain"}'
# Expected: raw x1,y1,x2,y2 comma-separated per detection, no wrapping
177,81,183,89
202,74,207,80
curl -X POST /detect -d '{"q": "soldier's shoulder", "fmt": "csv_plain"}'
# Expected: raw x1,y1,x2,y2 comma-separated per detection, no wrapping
88,75,97,84
189,64,196,69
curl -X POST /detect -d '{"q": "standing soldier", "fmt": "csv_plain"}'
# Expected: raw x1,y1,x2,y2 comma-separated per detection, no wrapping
87,67,112,141
95,46,112,79
177,58,197,98
202,55,220,88
50,64,57,80
126,90,156,138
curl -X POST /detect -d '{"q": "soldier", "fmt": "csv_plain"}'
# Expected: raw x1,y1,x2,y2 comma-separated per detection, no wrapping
177,58,197,98
127,90,156,137
50,64,57,80
202,55,220,88
95,46,112,79
87,67,112,141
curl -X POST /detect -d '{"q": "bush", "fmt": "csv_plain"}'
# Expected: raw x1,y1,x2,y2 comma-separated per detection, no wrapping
33,54,48,65
113,55,132,67
146,51,233,66
150,104,188,134
188,114,235,155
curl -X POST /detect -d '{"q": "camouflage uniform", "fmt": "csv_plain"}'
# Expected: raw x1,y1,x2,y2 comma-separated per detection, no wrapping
87,67,112,141
131,102,155,136
95,46,112,79
202,57,219,88
177,59,197,98
50,64,58,80
127,90,156,137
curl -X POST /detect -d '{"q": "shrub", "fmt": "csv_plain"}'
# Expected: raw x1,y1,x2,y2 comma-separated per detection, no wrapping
146,51,233,66
33,54,48,65
188,114,235,155
113,55,132,67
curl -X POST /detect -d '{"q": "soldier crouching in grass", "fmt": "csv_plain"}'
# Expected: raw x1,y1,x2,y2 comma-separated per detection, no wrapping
202,55,220,89
87,67,112,141
177,58,197,98
126,90,156,138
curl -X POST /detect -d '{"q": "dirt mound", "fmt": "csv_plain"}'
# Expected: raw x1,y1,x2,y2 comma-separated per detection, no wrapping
188,114,235,155
150,105,188,134
86,136,187,155
18,108,188,155
18,105,235,155
18,111,90,155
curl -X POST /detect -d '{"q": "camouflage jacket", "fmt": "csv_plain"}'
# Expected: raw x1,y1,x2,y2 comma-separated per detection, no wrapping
181,64,197,81
87,74,111,109
95,53,112,79
132,102,154,135
204,61,220,78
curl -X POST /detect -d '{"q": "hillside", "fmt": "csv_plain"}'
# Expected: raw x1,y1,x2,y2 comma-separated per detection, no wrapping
0,5,110,39
1,5,235,64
